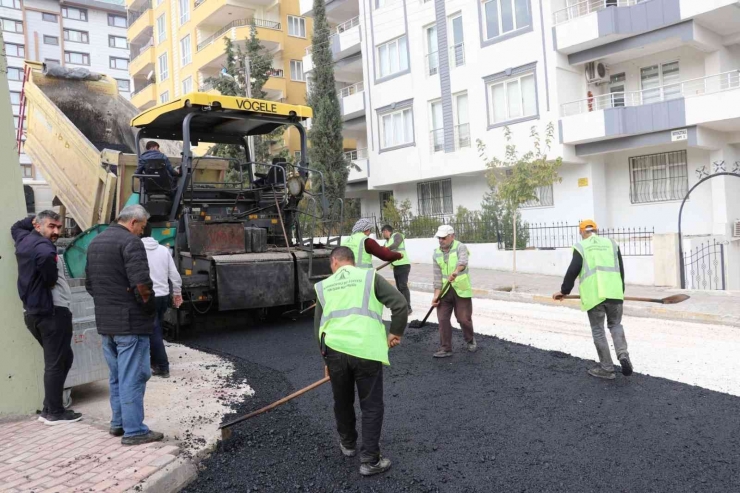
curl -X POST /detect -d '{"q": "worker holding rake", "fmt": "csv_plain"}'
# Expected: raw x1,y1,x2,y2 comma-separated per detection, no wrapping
553,219,633,380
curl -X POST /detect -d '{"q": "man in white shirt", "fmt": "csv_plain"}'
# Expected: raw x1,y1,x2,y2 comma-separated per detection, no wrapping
141,225,182,378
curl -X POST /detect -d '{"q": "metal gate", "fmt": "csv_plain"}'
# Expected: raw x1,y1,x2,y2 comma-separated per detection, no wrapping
683,240,726,290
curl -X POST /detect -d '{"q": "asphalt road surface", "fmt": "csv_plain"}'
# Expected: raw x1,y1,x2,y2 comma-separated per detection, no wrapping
181,310,740,493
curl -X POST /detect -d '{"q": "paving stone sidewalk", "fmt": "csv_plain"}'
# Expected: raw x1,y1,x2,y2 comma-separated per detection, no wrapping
379,263,740,327
0,419,179,493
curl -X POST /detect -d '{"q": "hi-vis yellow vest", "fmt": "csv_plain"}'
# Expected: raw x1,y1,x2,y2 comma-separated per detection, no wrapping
315,265,389,365
434,240,472,298
384,232,410,267
575,235,624,312
343,232,373,269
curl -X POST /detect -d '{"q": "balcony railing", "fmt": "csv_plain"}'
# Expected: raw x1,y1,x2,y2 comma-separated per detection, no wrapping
197,18,282,52
336,16,360,34
454,123,470,149
339,81,363,98
130,37,154,63
553,0,644,25
200,82,214,91
561,70,740,117
430,128,444,153
449,43,465,68
426,51,439,76
194,0,207,8
128,3,152,25
132,82,154,97
344,148,368,161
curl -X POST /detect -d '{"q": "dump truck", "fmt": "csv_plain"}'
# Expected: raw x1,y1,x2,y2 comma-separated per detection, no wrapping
20,61,341,333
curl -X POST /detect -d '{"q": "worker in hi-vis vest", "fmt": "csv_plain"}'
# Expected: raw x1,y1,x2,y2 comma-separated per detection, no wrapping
431,225,476,358
381,224,412,314
553,220,633,380
314,246,408,476
343,218,401,270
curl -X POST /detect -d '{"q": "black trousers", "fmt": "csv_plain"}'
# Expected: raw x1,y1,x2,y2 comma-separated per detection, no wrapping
324,346,384,463
393,264,411,309
24,307,74,415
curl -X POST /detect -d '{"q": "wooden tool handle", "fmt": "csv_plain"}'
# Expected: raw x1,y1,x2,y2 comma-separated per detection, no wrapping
220,376,330,429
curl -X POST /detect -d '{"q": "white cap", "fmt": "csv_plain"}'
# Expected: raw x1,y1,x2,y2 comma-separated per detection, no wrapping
434,225,454,238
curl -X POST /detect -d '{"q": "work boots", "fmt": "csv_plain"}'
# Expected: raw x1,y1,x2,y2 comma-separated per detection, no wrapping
360,456,392,476
587,367,616,380
619,355,634,376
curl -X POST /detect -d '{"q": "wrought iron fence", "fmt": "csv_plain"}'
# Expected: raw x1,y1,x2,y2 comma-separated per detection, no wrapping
526,222,654,256
683,240,726,290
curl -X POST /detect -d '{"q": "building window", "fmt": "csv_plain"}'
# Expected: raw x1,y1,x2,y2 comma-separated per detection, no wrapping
22,164,33,178
425,25,438,77
377,36,408,79
157,14,166,44
375,0,386,9
487,70,537,126
42,12,58,23
65,51,90,65
290,60,305,81
180,35,191,66
287,16,306,37
1,18,24,33
641,61,680,105
108,14,126,27
449,14,464,68
43,35,59,45
7,67,22,81
64,29,89,43
109,35,128,49
182,76,192,94
521,184,554,208
160,91,170,103
110,57,129,70
158,53,168,80
429,100,443,152
453,92,470,149
380,107,413,150
116,79,131,92
62,7,87,21
0,0,22,10
14,116,19,128
179,0,189,24
417,179,452,216
629,150,688,204
44,58,60,65
483,0,530,41
609,72,626,108
10,91,21,105
5,43,24,57
379,191,394,212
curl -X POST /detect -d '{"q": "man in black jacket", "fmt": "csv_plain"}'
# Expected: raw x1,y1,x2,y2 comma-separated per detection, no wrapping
12,211,81,425
86,204,163,445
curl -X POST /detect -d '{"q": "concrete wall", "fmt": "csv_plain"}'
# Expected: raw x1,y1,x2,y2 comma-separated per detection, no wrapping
0,34,45,416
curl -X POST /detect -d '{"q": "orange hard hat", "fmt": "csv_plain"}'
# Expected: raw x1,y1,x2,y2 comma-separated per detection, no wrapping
579,219,597,232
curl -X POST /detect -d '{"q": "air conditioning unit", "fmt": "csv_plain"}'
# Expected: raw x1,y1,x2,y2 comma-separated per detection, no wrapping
585,61,608,85
733,220,740,237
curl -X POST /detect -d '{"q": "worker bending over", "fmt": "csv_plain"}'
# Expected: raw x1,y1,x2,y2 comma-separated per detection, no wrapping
344,219,402,269
553,220,633,380
314,246,408,476
381,225,412,314
432,225,476,358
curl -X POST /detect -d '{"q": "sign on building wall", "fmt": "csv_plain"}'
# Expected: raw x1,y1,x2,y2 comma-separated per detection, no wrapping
578,178,589,187
671,129,688,142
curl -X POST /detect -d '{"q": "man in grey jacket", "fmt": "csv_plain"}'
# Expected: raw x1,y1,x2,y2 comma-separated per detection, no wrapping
86,205,163,445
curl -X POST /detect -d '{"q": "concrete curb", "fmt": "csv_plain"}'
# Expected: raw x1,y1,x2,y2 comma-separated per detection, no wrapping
139,456,198,493
405,281,740,328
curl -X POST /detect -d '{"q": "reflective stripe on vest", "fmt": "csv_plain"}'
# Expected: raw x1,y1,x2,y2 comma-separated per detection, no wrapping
315,266,389,365
434,240,473,298
343,232,374,269
575,235,624,312
385,233,410,267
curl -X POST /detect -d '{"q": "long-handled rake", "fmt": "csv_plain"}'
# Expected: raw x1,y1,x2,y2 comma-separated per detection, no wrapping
562,294,691,304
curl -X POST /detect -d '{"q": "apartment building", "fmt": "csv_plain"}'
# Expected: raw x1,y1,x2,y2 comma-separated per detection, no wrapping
2,0,132,185
126,0,313,154
298,0,740,248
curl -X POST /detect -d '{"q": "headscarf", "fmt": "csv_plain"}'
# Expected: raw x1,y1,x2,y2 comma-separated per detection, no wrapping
352,218,373,234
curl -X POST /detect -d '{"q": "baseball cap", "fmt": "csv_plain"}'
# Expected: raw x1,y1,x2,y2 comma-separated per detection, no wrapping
579,219,597,232
434,225,455,238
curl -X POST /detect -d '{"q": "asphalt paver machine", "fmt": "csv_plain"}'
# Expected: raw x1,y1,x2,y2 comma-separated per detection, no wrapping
130,93,342,329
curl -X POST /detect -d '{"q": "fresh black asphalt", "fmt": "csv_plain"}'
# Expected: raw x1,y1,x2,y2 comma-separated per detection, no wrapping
181,315,740,492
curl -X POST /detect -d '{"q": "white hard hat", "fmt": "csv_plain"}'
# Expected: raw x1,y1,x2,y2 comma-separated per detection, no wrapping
434,225,454,238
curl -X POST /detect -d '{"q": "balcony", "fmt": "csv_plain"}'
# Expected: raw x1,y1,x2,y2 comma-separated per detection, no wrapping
345,148,368,183
195,18,282,70
340,81,364,120
129,38,155,76
263,70,287,100
429,124,470,153
127,8,154,45
303,16,360,73
131,83,157,110
560,70,740,144
301,0,359,24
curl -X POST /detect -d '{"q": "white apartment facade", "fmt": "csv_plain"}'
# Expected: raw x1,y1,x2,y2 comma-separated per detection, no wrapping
301,0,740,246
2,0,131,193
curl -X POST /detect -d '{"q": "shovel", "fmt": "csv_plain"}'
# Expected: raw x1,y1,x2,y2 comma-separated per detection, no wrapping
281,261,393,319
408,281,453,329
562,294,690,304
